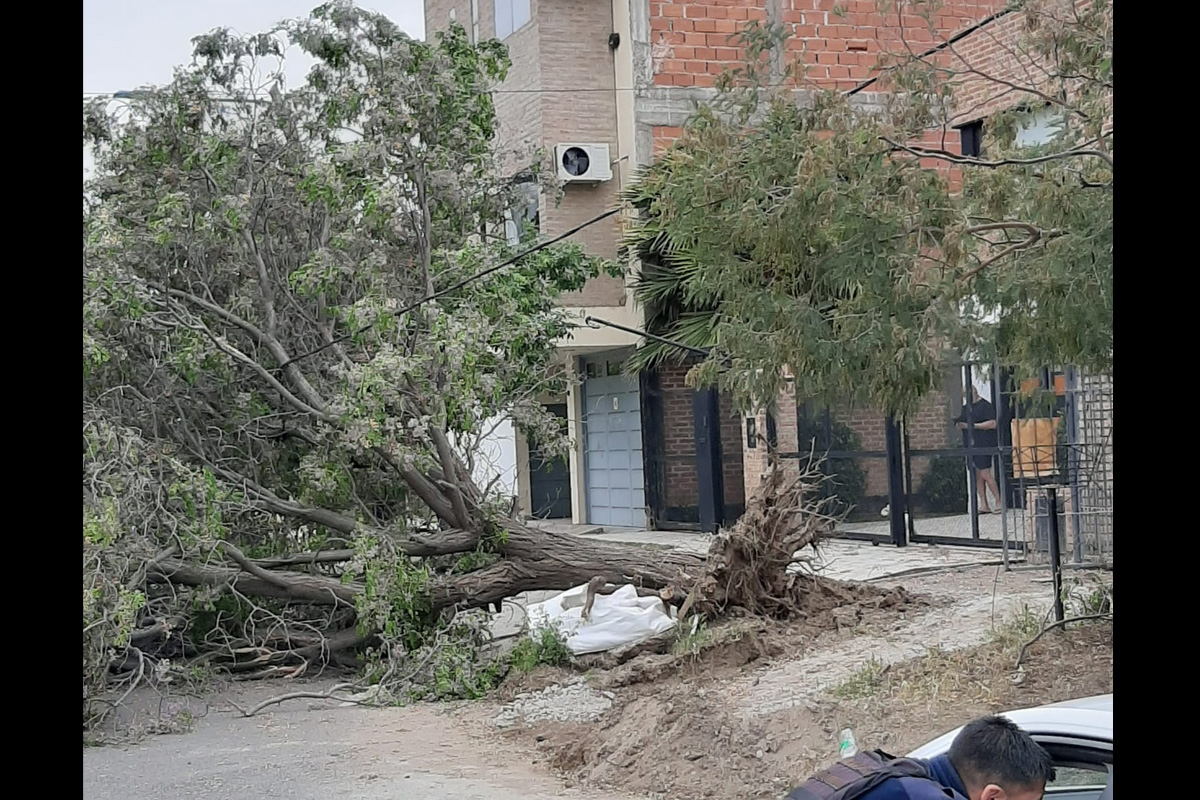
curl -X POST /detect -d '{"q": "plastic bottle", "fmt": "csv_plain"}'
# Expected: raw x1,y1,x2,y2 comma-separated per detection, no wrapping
839,728,858,758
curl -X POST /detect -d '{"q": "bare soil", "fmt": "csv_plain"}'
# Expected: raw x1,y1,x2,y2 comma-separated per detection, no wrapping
464,566,1113,800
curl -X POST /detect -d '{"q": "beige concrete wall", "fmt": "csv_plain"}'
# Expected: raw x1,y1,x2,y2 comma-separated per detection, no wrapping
493,8,543,175
427,0,643,526
429,0,638,325
539,0,625,305
424,0,469,40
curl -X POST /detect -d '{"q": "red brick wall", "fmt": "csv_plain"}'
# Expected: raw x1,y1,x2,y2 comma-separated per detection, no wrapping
908,392,953,451
660,364,699,507
650,0,763,88
829,406,890,498
649,0,1007,94
644,2,1061,508
945,8,1054,126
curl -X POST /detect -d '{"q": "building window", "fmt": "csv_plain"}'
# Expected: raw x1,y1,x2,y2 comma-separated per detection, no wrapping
494,0,531,40
959,120,984,158
1014,105,1063,148
504,177,540,247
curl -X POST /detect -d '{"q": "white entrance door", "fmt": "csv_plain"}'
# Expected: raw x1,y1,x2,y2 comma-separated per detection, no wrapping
583,357,645,528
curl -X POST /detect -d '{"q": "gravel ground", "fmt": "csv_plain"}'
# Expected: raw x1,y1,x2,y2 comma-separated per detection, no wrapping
494,678,615,728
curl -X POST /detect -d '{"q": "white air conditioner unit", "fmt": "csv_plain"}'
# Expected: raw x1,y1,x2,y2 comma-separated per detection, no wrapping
554,143,612,184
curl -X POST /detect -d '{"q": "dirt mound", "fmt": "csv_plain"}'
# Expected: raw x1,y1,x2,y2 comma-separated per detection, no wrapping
593,584,919,690
492,586,924,799
547,685,806,799
497,617,1112,800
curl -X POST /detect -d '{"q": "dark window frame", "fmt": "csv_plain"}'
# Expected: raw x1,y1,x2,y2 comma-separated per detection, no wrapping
958,120,985,158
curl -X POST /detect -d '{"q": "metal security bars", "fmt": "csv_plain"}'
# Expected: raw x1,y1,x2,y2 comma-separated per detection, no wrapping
781,362,1113,569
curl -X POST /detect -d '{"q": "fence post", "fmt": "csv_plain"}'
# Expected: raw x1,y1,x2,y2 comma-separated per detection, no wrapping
1065,367,1085,563
963,364,981,541
993,363,1011,570
693,387,725,534
885,416,907,548
902,421,916,543
1047,486,1065,623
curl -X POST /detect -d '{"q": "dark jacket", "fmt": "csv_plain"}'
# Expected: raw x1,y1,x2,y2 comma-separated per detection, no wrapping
858,754,969,800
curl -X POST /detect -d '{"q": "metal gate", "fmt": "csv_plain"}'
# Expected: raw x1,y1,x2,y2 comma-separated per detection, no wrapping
903,362,1014,550
787,363,1113,564
792,403,898,545
641,360,746,532
903,362,1113,565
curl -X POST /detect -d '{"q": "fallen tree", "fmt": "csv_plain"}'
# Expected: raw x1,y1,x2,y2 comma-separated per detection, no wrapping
141,459,833,619
82,5,848,731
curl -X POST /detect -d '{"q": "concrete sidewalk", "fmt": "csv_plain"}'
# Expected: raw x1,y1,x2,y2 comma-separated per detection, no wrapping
529,520,1003,579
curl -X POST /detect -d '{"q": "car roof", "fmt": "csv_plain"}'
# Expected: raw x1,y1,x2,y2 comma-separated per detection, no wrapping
1044,694,1113,713
906,695,1113,759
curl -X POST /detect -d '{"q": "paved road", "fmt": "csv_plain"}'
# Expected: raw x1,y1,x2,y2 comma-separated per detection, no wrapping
83,687,635,800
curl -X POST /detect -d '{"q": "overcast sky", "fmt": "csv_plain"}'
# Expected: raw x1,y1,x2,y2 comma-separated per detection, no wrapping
84,1,425,175
83,0,426,96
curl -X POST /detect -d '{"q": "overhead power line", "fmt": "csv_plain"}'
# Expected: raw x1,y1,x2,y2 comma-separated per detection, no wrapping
277,207,622,371
584,315,711,358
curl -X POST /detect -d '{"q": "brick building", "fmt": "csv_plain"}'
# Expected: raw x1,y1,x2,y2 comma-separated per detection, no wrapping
423,0,1070,534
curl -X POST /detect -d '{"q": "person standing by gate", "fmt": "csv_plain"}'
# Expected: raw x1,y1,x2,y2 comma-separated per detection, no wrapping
956,386,1002,514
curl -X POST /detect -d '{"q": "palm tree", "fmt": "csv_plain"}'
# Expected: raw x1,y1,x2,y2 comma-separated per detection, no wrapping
619,153,722,373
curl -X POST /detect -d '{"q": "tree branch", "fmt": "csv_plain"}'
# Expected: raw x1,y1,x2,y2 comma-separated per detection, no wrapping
148,559,359,606
209,465,480,556
882,136,1114,169
430,425,473,529
239,229,279,336
372,446,461,526
222,542,293,589
228,681,364,717
162,286,330,414
957,222,1064,283
174,310,336,423
213,466,362,535
1014,613,1113,669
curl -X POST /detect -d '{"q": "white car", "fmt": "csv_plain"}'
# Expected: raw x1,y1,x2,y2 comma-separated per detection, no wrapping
907,694,1113,800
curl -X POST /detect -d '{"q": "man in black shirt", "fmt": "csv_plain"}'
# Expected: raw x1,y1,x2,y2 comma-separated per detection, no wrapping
956,387,1001,514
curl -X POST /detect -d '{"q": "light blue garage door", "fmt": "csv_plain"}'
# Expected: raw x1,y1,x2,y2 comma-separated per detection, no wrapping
583,357,646,528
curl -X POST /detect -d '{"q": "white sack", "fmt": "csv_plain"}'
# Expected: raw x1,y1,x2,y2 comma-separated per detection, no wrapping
526,582,677,656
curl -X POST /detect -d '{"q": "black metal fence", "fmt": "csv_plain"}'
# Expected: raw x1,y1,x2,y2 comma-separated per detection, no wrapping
788,363,1113,567
997,367,1114,567
794,404,893,539
641,368,747,532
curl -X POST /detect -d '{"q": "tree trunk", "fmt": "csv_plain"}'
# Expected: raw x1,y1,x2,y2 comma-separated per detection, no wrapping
433,521,704,608
150,520,705,613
